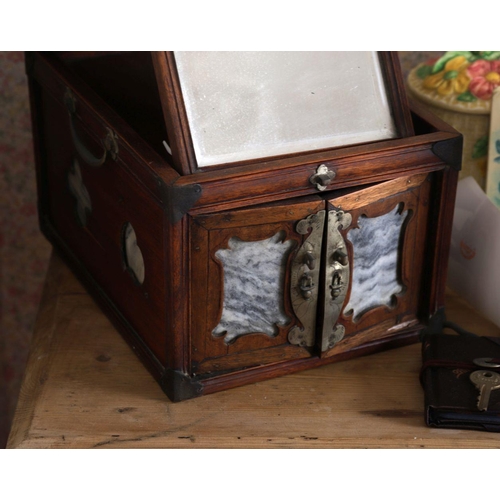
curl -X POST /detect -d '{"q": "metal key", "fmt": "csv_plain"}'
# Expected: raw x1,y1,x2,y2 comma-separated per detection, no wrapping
470,370,500,411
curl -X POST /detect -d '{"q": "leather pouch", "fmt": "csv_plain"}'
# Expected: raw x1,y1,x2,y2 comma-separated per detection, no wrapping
420,332,500,432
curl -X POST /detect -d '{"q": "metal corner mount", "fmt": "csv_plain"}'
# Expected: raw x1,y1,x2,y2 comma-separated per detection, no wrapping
159,180,202,224
161,369,204,402
432,135,463,171
420,306,477,342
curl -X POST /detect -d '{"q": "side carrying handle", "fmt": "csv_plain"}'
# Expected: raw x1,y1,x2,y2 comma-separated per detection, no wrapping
64,88,119,167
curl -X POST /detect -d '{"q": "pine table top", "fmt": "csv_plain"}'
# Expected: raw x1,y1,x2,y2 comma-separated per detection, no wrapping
7,252,500,448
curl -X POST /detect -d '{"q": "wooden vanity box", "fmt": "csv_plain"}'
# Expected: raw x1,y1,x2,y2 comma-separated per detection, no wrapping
27,52,461,401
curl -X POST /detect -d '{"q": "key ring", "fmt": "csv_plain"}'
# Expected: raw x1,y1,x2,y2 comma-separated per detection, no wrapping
473,358,500,369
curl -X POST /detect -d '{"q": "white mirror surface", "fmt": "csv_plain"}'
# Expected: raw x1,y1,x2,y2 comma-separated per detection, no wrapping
174,51,397,168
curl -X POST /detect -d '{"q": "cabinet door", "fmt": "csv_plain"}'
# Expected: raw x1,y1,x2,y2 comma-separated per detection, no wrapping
320,173,431,357
189,197,325,375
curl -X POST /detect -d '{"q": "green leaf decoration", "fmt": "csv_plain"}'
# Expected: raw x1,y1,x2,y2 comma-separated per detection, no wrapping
481,51,500,61
457,91,477,103
496,139,500,154
432,51,474,73
416,65,433,79
472,136,489,159
494,157,500,164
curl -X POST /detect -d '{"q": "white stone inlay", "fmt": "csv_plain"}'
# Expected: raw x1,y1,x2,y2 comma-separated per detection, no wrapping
213,231,294,344
345,205,408,320
68,158,92,226
123,222,145,285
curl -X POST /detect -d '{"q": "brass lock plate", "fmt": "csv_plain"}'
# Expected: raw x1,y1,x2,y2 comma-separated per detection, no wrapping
288,211,325,347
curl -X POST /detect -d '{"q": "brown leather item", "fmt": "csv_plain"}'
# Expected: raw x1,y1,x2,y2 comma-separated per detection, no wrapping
421,333,500,432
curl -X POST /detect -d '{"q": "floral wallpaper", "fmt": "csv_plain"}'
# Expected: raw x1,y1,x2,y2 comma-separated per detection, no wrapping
0,52,52,447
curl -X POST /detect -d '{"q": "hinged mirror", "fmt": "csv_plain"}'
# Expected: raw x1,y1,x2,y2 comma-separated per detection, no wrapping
152,51,414,174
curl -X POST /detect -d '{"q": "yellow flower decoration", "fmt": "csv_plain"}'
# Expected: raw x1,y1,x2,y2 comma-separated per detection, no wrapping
423,56,471,96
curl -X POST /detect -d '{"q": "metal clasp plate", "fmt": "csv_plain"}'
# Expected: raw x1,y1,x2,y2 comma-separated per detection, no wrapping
321,209,352,353
288,211,325,348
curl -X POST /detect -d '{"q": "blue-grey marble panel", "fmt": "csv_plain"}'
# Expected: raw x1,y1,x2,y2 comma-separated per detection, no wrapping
345,205,408,320
213,231,294,344
123,222,145,285
68,158,91,227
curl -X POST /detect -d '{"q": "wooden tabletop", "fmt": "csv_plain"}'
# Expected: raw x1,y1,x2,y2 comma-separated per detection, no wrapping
7,252,500,448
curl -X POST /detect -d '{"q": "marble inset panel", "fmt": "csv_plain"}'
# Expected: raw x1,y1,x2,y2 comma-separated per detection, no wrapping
212,231,294,344
345,204,408,321
67,158,91,227
122,222,145,285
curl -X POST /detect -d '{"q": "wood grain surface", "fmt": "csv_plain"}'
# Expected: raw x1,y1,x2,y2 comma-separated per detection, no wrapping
8,252,500,448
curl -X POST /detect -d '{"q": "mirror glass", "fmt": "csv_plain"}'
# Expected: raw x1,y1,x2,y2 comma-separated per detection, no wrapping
174,51,397,167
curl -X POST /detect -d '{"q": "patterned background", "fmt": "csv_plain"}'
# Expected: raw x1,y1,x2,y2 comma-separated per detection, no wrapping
0,51,52,448
0,51,442,447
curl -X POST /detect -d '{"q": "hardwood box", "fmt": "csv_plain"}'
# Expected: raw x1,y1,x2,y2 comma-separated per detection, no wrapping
27,51,461,401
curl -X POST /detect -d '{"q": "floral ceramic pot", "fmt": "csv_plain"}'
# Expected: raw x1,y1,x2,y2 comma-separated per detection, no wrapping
407,51,500,189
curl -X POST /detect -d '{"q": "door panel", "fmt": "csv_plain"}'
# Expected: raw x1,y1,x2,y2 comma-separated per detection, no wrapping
189,197,324,375
321,173,431,357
